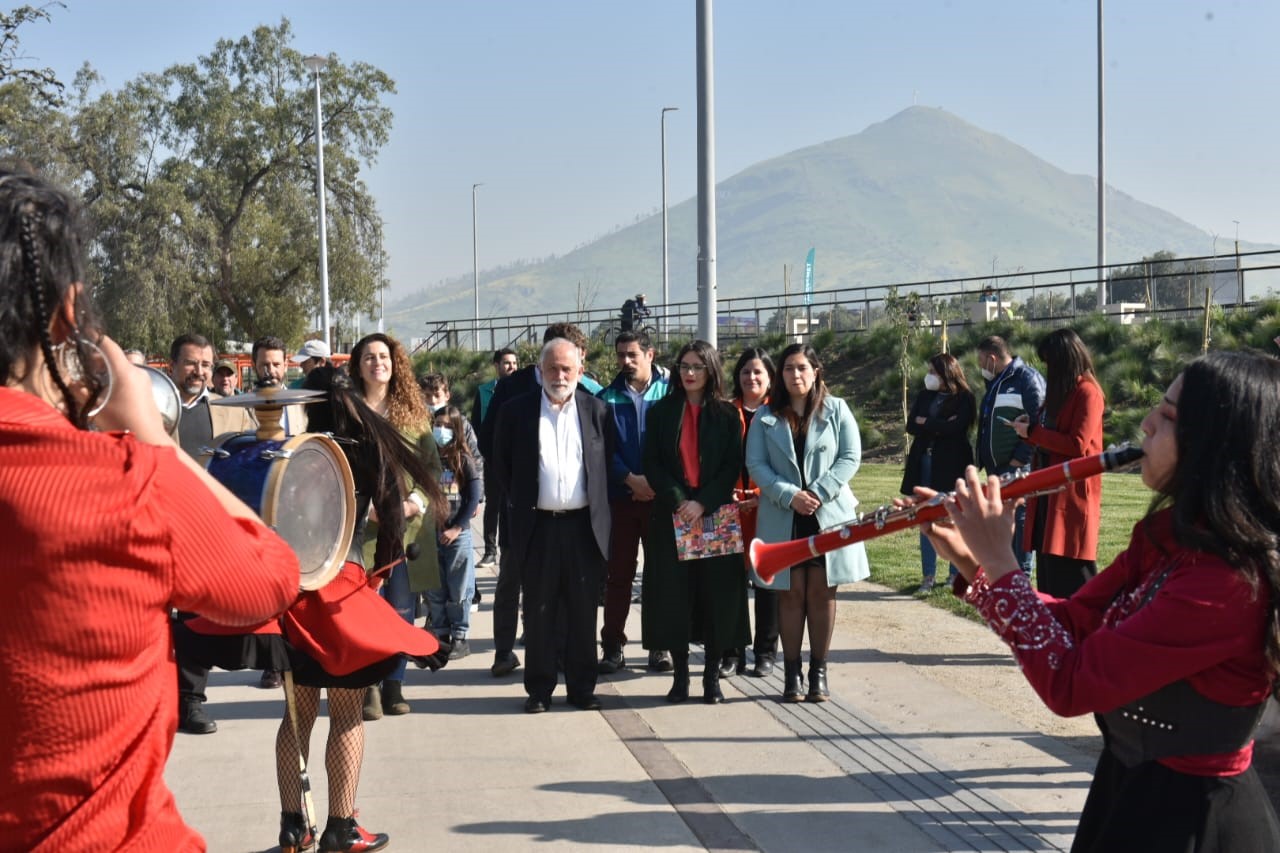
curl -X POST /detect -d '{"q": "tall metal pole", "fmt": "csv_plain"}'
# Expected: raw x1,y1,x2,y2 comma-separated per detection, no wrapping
304,55,332,348
695,0,718,346
376,223,386,333
472,183,482,351
661,106,678,345
1096,0,1106,310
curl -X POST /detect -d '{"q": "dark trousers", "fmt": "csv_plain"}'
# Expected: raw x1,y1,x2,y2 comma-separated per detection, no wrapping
482,470,499,556
1036,553,1097,599
522,511,603,702
174,611,209,704
493,508,521,656
751,584,780,656
601,499,651,649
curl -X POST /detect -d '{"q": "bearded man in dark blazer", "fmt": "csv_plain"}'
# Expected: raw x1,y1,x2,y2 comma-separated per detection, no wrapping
493,337,614,713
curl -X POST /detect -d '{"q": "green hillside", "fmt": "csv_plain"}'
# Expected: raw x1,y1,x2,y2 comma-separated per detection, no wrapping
387,107,1267,334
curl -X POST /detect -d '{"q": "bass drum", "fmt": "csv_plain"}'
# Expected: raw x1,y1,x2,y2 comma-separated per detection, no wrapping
204,432,356,590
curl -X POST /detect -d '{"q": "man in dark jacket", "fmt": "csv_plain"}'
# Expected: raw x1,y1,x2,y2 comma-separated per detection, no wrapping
974,335,1045,574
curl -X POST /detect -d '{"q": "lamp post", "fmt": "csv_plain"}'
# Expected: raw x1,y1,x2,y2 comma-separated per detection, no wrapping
1234,220,1243,305
472,183,483,351
661,106,678,344
303,54,332,350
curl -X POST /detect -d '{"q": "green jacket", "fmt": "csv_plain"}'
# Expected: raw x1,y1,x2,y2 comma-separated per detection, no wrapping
362,424,443,592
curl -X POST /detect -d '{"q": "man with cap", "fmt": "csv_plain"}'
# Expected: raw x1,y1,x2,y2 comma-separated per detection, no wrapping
619,293,650,333
211,359,239,396
291,338,332,384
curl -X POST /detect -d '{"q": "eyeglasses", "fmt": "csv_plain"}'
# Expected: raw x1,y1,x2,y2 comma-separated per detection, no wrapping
678,363,708,374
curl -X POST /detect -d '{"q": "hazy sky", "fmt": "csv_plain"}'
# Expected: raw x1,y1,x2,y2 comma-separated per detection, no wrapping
18,1,1279,305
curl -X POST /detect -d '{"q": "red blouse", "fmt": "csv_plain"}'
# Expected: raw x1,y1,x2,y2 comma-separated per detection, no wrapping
964,509,1272,777
0,388,299,852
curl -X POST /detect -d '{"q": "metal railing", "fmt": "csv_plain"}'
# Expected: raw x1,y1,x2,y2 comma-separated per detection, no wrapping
412,250,1280,353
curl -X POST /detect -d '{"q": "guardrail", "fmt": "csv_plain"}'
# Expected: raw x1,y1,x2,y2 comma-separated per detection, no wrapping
413,250,1280,353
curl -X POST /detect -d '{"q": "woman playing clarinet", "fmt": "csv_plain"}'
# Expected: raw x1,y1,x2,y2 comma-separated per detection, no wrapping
923,350,1280,851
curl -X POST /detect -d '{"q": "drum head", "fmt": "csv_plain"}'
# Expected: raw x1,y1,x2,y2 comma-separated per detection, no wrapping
261,434,356,590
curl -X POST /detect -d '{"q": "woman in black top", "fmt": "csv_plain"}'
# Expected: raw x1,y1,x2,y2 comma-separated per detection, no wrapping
901,352,975,592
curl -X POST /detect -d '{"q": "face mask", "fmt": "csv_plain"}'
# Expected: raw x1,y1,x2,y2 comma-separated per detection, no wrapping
923,373,941,392
429,402,446,414
432,426,454,446
980,367,995,381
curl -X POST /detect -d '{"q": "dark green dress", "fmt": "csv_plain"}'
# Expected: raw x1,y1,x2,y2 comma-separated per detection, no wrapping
640,395,750,655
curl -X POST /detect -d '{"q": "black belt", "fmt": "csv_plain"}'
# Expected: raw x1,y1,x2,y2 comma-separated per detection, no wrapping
536,507,589,517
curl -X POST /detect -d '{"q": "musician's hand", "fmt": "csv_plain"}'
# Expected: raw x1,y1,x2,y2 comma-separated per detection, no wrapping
1011,415,1031,439
92,336,170,444
940,466,1021,583
737,496,758,511
790,490,821,516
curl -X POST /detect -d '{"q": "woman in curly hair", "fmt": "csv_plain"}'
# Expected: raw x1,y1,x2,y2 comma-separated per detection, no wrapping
348,332,443,718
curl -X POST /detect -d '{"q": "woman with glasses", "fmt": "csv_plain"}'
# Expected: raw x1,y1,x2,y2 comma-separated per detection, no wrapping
746,343,868,702
641,341,750,704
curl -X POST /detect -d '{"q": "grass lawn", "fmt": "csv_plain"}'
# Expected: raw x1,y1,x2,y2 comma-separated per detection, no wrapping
848,461,1154,619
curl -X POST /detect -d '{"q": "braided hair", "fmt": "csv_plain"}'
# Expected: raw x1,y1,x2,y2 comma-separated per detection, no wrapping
0,166,102,427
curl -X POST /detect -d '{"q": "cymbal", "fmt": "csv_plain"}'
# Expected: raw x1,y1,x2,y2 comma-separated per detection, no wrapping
209,387,326,408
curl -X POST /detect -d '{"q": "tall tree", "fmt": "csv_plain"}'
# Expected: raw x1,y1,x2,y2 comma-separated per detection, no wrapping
18,19,394,353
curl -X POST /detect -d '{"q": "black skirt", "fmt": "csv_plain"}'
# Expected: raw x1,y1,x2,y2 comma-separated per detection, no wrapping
1073,748,1280,852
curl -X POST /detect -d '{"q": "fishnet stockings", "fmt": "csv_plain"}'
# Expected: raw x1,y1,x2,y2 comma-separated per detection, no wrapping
276,686,366,819
778,559,837,660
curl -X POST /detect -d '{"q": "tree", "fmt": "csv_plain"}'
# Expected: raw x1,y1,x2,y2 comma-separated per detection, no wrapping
10,20,395,353
882,286,923,462
0,3,67,149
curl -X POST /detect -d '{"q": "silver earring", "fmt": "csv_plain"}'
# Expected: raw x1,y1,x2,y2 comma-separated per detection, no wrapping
53,335,114,419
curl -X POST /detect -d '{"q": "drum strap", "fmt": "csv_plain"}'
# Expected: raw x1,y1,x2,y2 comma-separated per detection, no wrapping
283,671,319,842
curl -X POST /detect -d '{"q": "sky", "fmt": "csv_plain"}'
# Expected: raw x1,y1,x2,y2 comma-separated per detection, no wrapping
16,1,1280,311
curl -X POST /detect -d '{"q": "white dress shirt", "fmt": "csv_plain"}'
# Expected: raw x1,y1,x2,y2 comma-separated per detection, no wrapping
536,389,589,510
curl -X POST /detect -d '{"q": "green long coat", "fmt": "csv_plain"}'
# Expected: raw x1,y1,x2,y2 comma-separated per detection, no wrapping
640,395,750,655
362,424,443,592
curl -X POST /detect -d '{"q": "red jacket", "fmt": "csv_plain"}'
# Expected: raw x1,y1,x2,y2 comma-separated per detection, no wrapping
1023,376,1104,560
0,388,299,852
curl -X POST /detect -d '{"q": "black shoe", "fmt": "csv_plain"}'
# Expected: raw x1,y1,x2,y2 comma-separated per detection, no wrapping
648,649,673,672
279,810,315,853
807,659,830,703
317,814,388,852
524,696,549,714
477,552,497,568
751,652,776,678
703,666,725,704
598,646,625,674
178,701,217,735
718,653,738,679
568,694,602,711
448,638,471,660
491,651,521,677
381,680,410,716
782,659,804,702
362,685,382,721
666,651,690,703
259,669,283,689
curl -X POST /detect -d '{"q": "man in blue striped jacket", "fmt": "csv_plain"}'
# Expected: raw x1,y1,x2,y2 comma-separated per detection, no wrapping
597,331,671,674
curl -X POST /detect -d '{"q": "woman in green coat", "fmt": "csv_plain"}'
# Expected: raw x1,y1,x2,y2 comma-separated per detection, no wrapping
641,340,751,704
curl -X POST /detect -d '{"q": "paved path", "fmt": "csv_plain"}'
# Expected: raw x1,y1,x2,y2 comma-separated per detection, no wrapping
168,533,1100,851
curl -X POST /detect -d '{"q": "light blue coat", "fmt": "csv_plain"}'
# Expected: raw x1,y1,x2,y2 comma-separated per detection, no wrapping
745,395,869,590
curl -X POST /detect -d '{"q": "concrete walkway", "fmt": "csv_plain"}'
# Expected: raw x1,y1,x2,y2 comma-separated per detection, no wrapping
168,546,1098,852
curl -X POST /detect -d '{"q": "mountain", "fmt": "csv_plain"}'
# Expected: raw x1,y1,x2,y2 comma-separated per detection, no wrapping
384,107,1261,334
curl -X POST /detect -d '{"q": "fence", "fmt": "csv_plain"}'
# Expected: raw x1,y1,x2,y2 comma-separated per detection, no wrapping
411,249,1280,353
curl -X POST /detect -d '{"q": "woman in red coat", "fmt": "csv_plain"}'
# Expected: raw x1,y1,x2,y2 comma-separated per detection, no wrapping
1012,329,1104,598
0,168,300,851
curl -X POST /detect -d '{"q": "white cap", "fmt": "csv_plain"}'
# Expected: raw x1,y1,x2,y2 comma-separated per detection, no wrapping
291,339,331,363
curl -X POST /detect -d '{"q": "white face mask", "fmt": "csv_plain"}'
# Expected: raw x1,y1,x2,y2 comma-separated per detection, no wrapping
980,367,995,381
432,426,454,446
923,373,942,392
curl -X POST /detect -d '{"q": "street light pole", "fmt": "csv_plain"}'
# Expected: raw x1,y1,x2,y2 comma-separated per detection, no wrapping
303,54,332,350
472,183,483,351
661,106,678,345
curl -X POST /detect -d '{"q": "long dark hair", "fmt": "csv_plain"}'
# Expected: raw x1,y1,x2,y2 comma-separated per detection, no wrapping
770,342,828,434
1161,350,1280,680
0,167,104,427
731,346,775,404
433,404,474,476
668,339,727,406
1037,329,1099,421
304,366,447,570
926,352,975,421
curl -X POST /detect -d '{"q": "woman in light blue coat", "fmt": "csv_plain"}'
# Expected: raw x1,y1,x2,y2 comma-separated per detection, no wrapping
745,343,868,702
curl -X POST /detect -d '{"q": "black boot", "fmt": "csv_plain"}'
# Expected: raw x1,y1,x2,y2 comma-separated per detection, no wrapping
381,679,409,715
362,685,382,721
666,650,690,703
702,661,725,704
317,815,389,852
807,658,829,703
279,811,315,853
751,650,776,678
782,658,804,702
718,649,739,678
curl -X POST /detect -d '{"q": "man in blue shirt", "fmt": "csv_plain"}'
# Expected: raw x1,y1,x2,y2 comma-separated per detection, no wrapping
596,330,671,674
